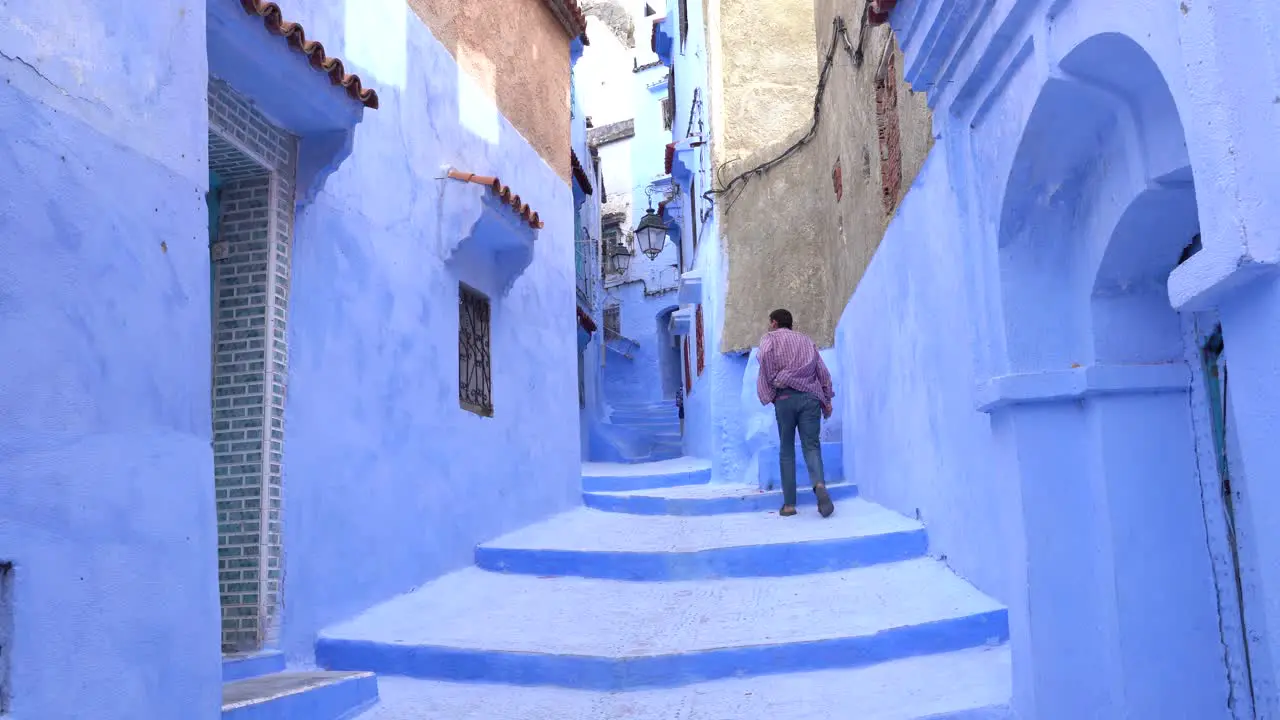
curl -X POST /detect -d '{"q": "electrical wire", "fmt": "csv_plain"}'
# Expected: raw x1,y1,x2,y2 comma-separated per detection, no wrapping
704,7,871,211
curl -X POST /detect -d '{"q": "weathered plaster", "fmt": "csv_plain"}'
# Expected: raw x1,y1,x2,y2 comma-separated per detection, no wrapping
408,0,573,180
810,13,933,328
713,0,816,164
718,130,831,352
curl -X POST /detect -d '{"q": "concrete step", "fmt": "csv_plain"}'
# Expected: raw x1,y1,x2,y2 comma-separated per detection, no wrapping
581,457,711,492
584,480,860,515
222,671,378,719
223,650,286,682
758,441,845,489
316,559,1008,691
353,646,1012,719
474,499,927,580
609,416,680,428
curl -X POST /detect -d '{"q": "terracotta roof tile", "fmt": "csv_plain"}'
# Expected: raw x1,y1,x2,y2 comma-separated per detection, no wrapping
240,0,380,109
447,169,545,230
571,150,594,195
664,142,676,176
577,305,598,332
542,0,589,40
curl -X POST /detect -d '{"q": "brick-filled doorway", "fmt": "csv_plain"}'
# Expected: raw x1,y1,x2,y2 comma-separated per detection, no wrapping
206,78,299,655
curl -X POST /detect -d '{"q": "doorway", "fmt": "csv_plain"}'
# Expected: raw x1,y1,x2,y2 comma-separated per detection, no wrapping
206,78,299,655
656,306,682,399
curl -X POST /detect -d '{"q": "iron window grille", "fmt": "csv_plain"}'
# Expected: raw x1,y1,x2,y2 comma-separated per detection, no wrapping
603,305,621,336
459,283,493,416
661,97,674,131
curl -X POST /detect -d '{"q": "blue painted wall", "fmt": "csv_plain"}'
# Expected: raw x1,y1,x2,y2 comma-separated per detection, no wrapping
837,0,1280,715
0,2,221,718
268,0,581,662
599,59,681,406
0,0,582,715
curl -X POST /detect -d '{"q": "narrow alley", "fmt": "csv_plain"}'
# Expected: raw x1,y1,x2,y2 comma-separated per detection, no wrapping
5,0,1280,718
339,419,1011,718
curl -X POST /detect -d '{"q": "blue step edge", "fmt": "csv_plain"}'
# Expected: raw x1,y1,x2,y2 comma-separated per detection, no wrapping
223,650,286,683
222,671,378,720
757,442,844,491
583,482,860,516
581,465,710,492
474,527,928,581
315,610,1009,692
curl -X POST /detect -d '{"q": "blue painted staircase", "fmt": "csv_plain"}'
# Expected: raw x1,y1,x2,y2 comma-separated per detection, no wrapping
320,457,1012,719
220,650,378,719
594,399,683,463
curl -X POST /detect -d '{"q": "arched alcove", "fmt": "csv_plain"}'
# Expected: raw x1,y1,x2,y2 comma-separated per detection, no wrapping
984,32,1232,719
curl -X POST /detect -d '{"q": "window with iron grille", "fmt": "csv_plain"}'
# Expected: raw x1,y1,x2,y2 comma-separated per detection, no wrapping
661,97,674,131
875,40,903,215
459,284,493,416
604,305,621,336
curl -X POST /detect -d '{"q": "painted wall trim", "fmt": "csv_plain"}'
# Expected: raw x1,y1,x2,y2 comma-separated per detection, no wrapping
975,363,1191,413
670,307,694,335
1168,243,1279,312
678,270,704,305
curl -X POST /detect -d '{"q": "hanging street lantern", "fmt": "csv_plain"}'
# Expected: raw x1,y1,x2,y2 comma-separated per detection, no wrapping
608,240,632,275
633,207,668,260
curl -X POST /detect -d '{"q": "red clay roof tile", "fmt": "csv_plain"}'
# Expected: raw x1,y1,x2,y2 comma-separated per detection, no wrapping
577,305,598,332
542,0,589,40
240,0,380,109
571,150,594,195
447,169,545,230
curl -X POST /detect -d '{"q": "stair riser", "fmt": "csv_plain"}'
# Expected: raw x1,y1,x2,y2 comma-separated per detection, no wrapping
316,611,1009,692
222,674,378,720
608,418,679,428
582,483,861,515
475,529,928,581
581,468,710,492
223,652,286,683
918,707,1016,720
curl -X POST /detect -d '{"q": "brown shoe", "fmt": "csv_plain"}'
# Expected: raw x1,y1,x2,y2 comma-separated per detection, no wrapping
813,484,835,518
779,504,797,517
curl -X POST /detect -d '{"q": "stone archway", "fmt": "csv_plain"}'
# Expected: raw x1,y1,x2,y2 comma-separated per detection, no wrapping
982,32,1233,719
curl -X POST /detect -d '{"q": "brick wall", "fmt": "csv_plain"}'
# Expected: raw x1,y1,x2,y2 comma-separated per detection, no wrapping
875,48,903,214
208,79,298,653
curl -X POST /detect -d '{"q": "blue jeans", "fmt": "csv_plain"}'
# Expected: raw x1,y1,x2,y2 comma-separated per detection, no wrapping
774,390,825,506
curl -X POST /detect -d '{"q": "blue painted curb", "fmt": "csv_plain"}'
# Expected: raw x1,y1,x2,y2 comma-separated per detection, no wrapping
222,673,379,720
474,528,928,581
316,609,1009,691
581,466,711,492
222,651,286,683
583,482,860,515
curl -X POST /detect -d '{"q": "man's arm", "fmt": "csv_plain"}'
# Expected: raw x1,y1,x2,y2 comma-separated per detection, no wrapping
816,351,834,403
756,337,777,405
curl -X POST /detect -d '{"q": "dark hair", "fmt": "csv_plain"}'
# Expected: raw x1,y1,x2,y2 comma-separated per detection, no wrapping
769,309,793,329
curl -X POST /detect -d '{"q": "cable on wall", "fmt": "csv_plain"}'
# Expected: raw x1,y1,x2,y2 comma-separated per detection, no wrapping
704,4,872,211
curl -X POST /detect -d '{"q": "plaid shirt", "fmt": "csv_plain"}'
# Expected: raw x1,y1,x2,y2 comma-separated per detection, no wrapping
756,328,834,408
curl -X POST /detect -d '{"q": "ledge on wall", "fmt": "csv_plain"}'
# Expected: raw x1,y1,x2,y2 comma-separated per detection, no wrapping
652,13,675,65
671,138,700,187
670,307,694,336
974,363,1190,413
207,0,377,206
678,270,703,305
442,170,544,295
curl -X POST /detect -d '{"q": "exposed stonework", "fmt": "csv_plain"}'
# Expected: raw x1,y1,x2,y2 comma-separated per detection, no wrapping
810,13,932,329
582,0,636,46
208,78,298,653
